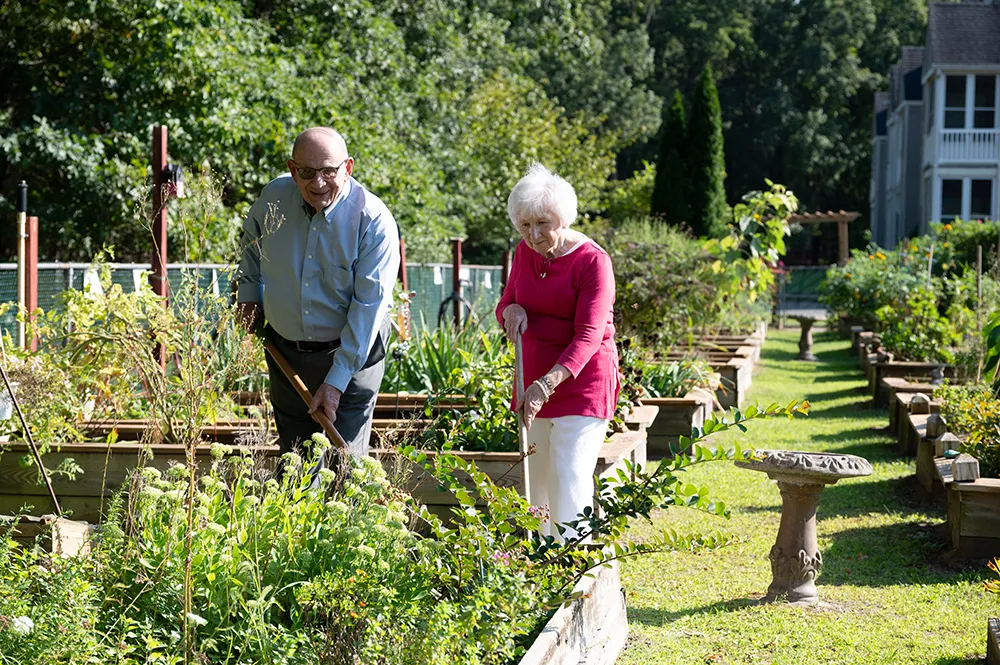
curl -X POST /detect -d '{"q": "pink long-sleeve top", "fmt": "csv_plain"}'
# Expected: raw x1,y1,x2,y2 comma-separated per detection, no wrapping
496,237,620,420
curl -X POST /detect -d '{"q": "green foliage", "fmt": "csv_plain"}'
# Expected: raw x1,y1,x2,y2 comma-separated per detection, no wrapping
929,219,1000,276
874,287,962,364
0,395,809,664
820,247,925,331
383,324,507,395
685,64,728,238
703,180,798,304
651,90,691,224
639,358,720,399
0,0,653,265
935,383,1000,479
605,161,657,223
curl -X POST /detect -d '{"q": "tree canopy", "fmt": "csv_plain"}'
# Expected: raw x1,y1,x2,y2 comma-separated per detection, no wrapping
0,0,936,263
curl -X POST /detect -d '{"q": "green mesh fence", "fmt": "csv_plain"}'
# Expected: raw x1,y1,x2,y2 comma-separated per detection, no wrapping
0,263,504,340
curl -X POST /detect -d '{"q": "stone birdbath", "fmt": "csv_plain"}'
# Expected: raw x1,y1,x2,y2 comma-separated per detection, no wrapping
736,450,872,605
791,315,821,361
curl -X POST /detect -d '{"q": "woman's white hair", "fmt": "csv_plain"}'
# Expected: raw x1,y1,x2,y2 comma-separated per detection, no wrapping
507,164,578,229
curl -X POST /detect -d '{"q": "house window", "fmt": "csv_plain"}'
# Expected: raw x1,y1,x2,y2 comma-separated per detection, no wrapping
941,179,963,220
971,180,993,220
945,75,967,129
974,75,997,129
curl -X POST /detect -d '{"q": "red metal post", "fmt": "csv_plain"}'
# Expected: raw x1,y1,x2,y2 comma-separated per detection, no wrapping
398,236,408,291
26,216,38,351
150,126,168,299
150,126,168,367
451,237,463,328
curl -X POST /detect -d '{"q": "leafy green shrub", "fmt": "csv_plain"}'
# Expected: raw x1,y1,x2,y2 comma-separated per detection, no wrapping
382,323,507,395
935,383,1000,478
874,286,962,363
639,359,720,398
820,247,926,330
929,219,1000,275
0,401,809,664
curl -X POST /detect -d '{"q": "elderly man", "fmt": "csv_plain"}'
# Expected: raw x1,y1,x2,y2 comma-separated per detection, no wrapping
236,127,400,458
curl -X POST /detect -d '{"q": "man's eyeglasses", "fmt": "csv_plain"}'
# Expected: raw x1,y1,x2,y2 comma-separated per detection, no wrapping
291,158,349,181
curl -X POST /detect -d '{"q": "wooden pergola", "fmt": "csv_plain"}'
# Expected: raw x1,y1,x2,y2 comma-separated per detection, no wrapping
788,211,861,266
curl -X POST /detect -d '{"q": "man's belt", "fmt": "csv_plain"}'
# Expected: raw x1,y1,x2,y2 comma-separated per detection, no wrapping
265,324,341,353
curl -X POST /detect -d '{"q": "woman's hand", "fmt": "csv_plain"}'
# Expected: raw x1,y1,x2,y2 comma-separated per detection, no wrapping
516,381,547,430
502,304,528,342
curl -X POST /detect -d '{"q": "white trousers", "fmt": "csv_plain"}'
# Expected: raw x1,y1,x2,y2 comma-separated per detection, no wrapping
526,415,608,541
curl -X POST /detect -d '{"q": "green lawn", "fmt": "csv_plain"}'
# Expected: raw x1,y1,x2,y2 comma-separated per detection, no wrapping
618,328,996,665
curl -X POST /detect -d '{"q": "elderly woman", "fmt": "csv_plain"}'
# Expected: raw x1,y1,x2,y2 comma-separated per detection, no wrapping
496,164,619,540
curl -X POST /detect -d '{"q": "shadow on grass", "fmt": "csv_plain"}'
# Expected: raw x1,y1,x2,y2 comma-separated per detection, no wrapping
818,474,940,520
818,518,991,588
628,596,763,628
931,657,986,665
737,475,934,520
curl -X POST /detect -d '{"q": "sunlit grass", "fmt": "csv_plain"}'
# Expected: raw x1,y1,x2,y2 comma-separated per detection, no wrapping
618,328,995,665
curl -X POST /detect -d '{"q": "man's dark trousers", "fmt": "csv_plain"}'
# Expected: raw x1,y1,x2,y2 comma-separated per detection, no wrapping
265,317,389,459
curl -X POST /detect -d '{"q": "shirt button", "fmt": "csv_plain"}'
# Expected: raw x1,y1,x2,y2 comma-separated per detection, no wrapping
307,255,313,259
308,335,314,340
304,282,310,287
304,309,310,314
311,226,317,231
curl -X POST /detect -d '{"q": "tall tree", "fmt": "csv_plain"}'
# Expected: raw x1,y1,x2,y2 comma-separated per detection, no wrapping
687,64,728,237
650,89,690,224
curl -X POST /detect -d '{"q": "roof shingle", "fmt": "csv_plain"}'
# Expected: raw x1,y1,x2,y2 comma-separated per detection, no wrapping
925,3,1000,67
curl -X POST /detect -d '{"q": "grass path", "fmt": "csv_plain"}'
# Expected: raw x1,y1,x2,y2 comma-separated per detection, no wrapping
617,329,995,665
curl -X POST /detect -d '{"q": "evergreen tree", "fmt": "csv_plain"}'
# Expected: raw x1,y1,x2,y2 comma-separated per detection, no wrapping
650,89,691,225
687,64,729,237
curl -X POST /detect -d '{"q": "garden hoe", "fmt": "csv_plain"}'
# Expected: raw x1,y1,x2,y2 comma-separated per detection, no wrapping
262,341,349,453
515,332,532,506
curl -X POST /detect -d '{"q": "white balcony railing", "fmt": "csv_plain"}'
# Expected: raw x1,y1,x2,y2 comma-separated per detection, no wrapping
938,129,1000,163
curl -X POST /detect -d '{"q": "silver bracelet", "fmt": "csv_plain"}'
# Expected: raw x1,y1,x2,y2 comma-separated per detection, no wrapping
533,375,555,400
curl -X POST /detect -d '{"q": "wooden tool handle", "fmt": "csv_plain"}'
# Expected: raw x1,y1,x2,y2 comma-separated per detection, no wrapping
264,342,348,451
514,332,532,504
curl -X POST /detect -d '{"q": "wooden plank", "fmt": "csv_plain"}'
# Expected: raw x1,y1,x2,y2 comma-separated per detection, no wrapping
988,618,1000,665
915,434,936,495
904,414,929,457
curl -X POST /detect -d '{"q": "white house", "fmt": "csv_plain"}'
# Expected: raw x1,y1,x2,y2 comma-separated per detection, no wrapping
871,1,1000,247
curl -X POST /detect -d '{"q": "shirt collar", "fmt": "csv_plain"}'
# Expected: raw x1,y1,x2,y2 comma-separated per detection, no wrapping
300,178,353,219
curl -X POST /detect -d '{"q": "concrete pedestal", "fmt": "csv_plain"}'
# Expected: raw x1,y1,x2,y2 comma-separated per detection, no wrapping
736,450,873,605
792,316,818,361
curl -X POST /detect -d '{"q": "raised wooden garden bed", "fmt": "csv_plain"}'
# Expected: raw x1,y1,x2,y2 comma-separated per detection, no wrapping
517,560,627,665
887,381,940,434
0,442,281,521
870,362,955,408
656,353,752,411
372,429,648,516
947,477,1000,559
2,514,93,555
905,416,1000,559
637,390,714,458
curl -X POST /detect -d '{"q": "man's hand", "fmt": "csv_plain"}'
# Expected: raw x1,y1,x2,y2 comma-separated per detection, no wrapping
236,301,264,335
309,383,342,423
502,304,528,342
516,382,547,431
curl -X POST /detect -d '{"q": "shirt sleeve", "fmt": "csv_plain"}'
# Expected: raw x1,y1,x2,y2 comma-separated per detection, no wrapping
557,250,615,378
236,197,265,303
496,243,521,325
324,210,400,392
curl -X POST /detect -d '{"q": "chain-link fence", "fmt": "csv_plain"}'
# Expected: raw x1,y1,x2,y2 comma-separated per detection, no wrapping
0,262,504,340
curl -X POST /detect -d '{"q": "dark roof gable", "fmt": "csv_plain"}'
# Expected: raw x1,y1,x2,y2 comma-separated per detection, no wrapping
925,3,1000,67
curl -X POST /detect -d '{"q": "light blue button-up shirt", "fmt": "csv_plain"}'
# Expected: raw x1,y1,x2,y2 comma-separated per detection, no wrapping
237,175,400,392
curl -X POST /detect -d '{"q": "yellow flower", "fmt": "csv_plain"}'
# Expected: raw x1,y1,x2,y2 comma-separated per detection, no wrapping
868,254,875,260
875,252,886,260
943,223,953,231
943,242,950,248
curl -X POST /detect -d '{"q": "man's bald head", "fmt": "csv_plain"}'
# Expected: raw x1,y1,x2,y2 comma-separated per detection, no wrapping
292,127,348,161
288,127,353,211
